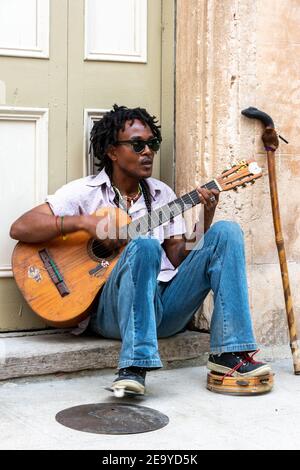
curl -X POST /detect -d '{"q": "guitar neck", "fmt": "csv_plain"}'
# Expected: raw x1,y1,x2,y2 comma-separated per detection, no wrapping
128,179,221,236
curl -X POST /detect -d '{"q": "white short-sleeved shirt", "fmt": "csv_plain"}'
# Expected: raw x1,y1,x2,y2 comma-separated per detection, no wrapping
46,169,186,282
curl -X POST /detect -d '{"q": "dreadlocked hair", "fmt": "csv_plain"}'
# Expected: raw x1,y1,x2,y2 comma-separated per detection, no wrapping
90,104,162,214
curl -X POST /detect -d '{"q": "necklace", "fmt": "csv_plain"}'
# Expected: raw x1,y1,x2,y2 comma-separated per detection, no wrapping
113,183,142,210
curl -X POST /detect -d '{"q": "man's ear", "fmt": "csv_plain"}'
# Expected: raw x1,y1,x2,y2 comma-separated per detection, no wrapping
106,145,117,161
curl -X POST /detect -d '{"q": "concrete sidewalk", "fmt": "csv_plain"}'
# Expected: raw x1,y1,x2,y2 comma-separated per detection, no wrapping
0,358,299,450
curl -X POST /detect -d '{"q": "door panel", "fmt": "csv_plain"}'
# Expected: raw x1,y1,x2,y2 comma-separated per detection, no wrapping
0,0,68,330
67,0,162,183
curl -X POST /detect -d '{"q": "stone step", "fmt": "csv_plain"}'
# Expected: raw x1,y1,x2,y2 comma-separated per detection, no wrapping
0,330,210,381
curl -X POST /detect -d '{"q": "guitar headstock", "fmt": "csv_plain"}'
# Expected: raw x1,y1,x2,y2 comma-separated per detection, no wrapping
216,159,262,192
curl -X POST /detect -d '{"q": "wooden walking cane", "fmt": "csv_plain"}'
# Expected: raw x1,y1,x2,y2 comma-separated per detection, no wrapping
242,107,300,374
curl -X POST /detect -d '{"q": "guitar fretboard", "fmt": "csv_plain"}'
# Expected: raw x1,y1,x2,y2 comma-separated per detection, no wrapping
126,179,220,238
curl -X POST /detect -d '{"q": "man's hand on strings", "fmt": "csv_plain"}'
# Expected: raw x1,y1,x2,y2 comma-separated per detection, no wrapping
196,187,220,232
196,187,220,211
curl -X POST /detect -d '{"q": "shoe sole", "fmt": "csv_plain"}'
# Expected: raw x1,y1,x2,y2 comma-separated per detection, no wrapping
207,361,272,377
105,386,145,398
109,379,145,396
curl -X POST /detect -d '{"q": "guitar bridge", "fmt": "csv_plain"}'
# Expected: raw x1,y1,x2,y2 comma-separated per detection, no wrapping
39,248,70,297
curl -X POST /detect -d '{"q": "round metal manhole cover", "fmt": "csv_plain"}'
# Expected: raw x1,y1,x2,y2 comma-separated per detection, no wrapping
55,403,169,435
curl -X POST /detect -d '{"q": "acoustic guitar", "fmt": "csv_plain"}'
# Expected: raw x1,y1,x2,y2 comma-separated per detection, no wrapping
12,160,262,327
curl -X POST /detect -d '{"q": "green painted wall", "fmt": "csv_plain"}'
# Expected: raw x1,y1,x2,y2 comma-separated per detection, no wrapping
0,0,175,331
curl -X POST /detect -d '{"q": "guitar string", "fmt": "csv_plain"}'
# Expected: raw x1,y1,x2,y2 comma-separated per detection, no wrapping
63,187,212,264
19,166,255,277
18,185,221,273
131,182,218,234
18,180,226,272
132,187,206,234
22,180,252,289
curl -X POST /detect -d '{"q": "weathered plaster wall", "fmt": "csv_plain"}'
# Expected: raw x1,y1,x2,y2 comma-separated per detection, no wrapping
176,0,300,349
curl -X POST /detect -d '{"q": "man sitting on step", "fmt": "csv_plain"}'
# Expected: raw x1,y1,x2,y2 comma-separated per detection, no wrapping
10,104,272,396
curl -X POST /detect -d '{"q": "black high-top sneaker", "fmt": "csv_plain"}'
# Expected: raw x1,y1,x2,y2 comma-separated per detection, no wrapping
111,366,146,396
207,351,272,377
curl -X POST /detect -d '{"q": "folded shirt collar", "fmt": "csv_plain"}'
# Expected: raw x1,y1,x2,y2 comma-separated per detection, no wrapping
86,168,161,200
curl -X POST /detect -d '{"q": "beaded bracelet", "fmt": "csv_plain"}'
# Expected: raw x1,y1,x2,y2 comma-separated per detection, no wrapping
265,146,276,152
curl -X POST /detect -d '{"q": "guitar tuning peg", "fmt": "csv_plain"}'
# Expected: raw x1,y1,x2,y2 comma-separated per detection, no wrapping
233,187,238,192
242,183,247,188
251,180,256,184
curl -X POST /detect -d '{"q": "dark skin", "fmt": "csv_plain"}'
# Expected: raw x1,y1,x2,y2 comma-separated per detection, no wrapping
10,119,219,268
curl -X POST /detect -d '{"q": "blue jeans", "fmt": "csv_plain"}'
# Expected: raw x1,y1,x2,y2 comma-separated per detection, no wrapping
90,221,257,369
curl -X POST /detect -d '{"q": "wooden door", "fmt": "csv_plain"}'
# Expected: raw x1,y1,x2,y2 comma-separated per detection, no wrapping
0,0,174,331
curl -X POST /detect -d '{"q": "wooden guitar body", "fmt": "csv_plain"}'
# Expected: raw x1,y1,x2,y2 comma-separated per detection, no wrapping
12,207,130,327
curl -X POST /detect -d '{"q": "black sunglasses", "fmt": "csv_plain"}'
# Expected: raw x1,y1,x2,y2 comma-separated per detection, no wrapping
114,137,161,154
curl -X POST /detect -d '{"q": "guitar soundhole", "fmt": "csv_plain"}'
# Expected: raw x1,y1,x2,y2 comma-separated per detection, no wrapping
88,239,116,262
